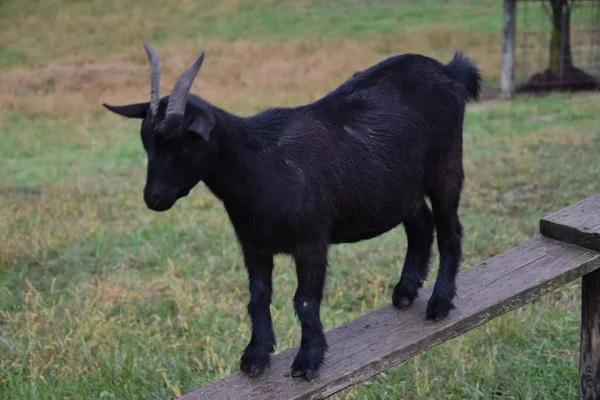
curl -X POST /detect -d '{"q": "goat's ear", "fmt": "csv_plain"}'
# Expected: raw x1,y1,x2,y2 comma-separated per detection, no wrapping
103,102,149,119
188,115,215,142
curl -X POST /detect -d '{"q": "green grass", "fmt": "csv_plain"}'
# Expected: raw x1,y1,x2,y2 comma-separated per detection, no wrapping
1,0,600,399
0,0,504,69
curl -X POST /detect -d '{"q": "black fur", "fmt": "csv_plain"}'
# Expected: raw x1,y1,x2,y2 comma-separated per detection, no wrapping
104,50,482,380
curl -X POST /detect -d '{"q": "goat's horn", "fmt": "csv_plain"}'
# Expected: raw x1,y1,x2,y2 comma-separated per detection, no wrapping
166,51,205,117
143,42,161,118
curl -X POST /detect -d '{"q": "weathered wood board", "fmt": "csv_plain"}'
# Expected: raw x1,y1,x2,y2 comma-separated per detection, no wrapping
181,237,600,400
540,193,600,251
539,193,600,399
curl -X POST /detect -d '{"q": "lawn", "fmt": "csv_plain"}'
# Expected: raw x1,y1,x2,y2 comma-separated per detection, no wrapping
1,0,600,399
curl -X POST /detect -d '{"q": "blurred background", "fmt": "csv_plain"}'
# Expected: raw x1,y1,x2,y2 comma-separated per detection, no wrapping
1,0,599,399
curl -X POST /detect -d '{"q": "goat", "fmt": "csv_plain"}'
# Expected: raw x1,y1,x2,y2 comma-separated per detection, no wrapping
103,42,481,381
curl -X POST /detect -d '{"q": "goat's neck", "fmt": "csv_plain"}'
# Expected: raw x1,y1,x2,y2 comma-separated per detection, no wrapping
203,105,285,205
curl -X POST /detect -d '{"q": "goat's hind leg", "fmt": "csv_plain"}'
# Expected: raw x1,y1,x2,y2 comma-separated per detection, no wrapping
291,241,329,381
427,163,464,321
393,201,435,309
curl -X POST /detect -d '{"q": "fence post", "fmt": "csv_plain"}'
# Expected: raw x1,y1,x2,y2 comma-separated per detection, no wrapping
501,0,516,98
580,268,600,400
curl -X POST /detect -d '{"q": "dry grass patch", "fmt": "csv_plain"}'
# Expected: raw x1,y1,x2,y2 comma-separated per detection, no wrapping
0,31,501,117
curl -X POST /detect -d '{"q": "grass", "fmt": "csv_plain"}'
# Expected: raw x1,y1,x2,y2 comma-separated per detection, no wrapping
0,0,505,69
1,0,600,399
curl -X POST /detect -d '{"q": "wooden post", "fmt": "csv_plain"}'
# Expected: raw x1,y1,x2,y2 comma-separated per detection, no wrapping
501,0,516,98
580,268,600,400
558,2,568,81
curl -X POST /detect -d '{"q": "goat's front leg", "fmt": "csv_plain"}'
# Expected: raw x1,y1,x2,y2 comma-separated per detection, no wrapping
291,242,328,381
239,247,275,378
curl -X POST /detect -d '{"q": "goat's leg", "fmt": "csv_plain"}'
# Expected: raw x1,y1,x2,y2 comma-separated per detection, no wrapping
239,247,275,378
291,242,328,381
393,201,435,309
428,168,463,321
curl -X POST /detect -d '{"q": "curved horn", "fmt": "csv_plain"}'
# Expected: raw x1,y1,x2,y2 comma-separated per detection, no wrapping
166,51,205,117
143,42,161,118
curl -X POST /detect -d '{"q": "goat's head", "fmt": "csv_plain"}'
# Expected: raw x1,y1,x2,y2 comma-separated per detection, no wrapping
103,43,217,212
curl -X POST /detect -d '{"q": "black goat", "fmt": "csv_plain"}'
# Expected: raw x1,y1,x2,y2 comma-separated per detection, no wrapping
103,43,481,381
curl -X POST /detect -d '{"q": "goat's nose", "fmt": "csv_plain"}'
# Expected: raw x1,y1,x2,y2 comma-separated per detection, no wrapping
144,190,161,207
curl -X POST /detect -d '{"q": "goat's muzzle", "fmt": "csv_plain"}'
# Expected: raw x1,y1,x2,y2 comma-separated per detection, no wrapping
144,188,176,212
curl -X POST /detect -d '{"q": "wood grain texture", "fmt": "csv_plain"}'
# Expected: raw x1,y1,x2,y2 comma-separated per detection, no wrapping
540,193,600,251
181,237,600,400
580,268,600,400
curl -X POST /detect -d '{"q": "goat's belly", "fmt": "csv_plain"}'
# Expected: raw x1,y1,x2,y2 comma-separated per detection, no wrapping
330,215,405,244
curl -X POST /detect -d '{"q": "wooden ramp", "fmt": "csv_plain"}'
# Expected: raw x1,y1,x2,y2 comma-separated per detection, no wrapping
182,193,600,400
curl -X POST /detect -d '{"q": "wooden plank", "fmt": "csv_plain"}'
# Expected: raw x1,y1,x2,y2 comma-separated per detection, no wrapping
540,193,600,252
580,268,600,400
501,0,516,98
181,237,600,400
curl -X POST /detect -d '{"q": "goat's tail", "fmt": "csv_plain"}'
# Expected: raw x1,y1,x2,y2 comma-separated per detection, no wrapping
446,51,482,102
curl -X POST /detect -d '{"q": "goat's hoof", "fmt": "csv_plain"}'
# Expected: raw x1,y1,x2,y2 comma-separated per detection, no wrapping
244,364,265,378
240,345,271,378
291,367,315,381
290,345,325,381
291,367,314,381
425,296,454,321
393,295,413,309
392,283,418,309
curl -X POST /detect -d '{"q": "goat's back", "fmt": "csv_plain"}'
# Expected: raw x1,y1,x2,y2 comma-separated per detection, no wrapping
283,54,473,209
223,53,480,250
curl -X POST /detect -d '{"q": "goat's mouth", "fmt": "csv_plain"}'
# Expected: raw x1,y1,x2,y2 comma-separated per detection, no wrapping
145,195,176,212
148,201,174,212
143,187,189,212
177,188,190,198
